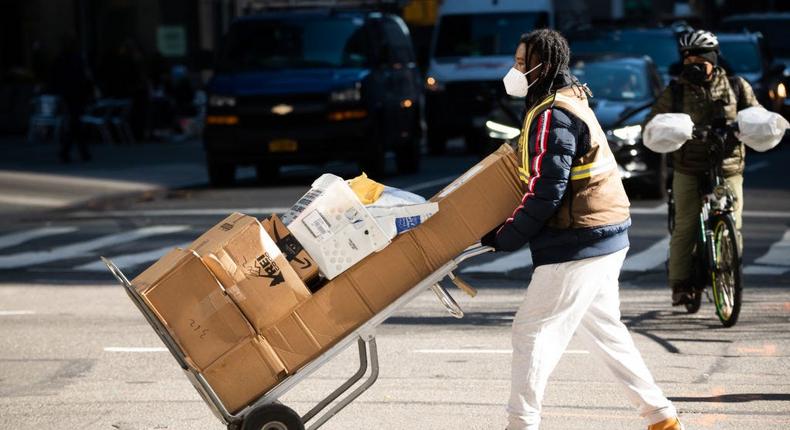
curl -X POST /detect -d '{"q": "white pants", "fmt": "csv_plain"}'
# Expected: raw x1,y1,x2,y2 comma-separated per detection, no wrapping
507,248,676,430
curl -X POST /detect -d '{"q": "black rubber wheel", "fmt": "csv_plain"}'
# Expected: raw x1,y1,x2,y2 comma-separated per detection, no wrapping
710,214,742,327
241,403,304,430
395,120,421,174
207,157,236,187
255,163,280,185
427,127,447,155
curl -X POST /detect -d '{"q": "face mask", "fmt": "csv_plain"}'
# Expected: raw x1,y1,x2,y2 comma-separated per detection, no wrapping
502,63,542,97
682,63,709,86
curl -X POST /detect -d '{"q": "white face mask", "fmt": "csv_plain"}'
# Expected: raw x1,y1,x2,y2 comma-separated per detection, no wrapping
502,63,542,98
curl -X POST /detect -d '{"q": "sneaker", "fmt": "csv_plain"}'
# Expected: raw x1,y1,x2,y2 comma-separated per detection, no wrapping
671,281,692,306
648,417,684,430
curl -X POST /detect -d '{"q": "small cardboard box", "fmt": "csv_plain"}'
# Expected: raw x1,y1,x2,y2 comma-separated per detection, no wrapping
131,248,255,371
411,144,523,268
262,215,319,284
203,336,287,414
190,213,312,331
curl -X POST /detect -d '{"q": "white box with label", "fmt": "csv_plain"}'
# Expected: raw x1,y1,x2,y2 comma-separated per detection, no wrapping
285,174,392,280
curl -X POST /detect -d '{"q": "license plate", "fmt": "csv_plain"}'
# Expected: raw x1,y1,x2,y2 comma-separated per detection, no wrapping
268,139,298,152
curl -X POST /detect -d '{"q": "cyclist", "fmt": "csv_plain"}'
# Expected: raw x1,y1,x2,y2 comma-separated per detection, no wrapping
644,29,761,306
482,29,683,430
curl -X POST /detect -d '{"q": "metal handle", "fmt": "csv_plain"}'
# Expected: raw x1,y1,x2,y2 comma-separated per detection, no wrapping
430,284,464,319
454,243,495,265
447,272,477,298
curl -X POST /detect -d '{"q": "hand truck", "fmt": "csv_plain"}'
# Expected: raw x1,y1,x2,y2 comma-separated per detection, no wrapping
103,244,492,430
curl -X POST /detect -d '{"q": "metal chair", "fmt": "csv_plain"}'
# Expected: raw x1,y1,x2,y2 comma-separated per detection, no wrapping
107,99,135,144
28,95,66,144
80,99,114,144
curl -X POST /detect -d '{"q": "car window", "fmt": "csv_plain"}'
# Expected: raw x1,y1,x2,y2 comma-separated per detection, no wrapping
382,18,414,64
570,32,680,74
219,17,369,70
434,12,548,58
721,19,790,58
719,40,762,74
571,61,651,101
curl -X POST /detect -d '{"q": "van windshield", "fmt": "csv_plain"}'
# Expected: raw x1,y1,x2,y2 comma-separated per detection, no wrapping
719,40,762,74
434,12,549,58
219,17,369,70
721,19,790,58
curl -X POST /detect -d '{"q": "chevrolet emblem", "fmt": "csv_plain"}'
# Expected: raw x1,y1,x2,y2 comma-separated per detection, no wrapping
271,104,294,115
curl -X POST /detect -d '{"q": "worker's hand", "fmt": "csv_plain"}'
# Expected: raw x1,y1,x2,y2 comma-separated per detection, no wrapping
480,224,503,251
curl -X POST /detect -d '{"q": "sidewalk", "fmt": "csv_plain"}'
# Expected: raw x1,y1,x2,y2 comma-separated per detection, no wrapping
0,135,210,219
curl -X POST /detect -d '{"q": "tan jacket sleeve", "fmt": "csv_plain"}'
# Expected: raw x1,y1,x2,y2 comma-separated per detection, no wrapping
736,77,761,108
645,85,675,126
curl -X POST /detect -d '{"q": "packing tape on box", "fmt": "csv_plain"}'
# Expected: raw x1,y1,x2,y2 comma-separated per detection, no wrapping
195,287,233,321
203,252,249,302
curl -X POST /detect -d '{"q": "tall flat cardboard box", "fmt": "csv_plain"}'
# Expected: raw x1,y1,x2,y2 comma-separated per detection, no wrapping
190,213,312,331
203,336,287,414
411,144,522,268
131,248,255,371
262,215,319,284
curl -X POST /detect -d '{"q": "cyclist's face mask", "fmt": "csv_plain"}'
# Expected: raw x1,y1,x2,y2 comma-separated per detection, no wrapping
682,56,714,86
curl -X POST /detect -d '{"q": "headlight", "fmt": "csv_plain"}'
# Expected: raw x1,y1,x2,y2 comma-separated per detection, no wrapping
486,120,521,140
208,95,236,107
610,124,642,144
426,76,445,92
330,85,361,103
777,82,787,99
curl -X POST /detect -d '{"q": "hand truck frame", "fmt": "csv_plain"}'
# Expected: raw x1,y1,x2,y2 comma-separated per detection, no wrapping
102,244,492,430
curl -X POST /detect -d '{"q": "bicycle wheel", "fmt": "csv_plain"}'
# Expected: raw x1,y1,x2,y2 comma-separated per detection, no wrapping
709,214,742,327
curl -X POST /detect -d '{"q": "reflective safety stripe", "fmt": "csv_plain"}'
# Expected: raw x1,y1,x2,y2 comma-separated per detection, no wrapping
518,94,556,183
570,157,617,180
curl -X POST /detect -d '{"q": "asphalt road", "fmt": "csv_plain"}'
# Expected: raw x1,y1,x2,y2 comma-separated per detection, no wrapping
1,146,789,429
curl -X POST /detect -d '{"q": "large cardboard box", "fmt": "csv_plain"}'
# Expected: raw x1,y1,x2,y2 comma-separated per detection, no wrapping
190,213,312,331
262,277,374,372
411,144,522,268
131,248,255,371
261,215,319,285
203,336,287,414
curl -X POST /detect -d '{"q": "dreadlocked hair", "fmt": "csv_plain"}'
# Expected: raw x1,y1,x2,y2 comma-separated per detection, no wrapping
520,29,584,108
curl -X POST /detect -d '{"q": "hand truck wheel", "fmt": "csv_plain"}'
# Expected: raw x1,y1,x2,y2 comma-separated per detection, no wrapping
241,403,304,430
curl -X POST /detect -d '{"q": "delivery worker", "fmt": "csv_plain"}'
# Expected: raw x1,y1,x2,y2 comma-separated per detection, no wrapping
644,29,760,305
480,29,683,430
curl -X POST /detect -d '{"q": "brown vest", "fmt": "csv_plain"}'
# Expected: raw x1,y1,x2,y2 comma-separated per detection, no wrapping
518,87,631,229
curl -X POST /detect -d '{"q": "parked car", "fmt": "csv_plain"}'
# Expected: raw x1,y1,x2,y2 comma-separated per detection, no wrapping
424,0,553,155
717,31,786,114
567,27,683,85
203,9,423,186
483,55,666,197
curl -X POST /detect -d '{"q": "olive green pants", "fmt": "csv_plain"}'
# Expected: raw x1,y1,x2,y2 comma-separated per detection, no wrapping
668,171,743,284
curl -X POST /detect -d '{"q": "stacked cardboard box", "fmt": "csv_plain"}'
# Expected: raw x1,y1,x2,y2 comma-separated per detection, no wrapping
130,144,522,414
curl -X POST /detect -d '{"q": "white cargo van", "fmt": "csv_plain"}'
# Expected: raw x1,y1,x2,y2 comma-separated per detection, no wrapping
424,0,554,154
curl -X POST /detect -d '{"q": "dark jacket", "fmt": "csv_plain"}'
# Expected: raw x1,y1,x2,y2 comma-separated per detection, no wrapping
491,73,631,267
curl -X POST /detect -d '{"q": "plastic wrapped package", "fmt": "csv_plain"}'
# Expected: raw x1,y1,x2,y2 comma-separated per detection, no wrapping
736,106,789,152
642,113,694,153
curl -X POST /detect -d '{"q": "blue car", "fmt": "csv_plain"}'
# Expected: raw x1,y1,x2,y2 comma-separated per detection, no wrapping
204,9,423,185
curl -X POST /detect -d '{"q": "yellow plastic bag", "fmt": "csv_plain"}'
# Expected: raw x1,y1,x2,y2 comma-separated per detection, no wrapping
348,172,384,204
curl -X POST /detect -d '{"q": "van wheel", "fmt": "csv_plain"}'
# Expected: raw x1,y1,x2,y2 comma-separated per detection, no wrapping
207,157,236,187
427,127,446,155
396,121,421,174
361,140,387,178
256,163,280,185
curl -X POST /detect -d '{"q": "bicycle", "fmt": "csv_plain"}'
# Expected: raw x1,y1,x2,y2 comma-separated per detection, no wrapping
666,119,743,327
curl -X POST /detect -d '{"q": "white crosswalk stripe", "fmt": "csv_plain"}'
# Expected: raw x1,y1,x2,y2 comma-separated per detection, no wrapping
76,242,191,272
0,227,78,250
461,246,532,274
621,236,670,272
0,225,189,269
743,230,790,275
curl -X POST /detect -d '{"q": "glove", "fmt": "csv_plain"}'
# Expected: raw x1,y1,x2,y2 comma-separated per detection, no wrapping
480,224,504,251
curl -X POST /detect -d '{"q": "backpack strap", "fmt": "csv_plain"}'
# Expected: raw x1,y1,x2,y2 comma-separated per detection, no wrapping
669,79,683,113
728,76,747,110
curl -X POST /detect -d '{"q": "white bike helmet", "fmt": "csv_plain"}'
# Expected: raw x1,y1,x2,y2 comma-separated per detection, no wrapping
679,30,719,53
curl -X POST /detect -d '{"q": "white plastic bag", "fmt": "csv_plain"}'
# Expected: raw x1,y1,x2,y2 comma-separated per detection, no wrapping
365,186,435,237
736,106,789,152
642,113,694,153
